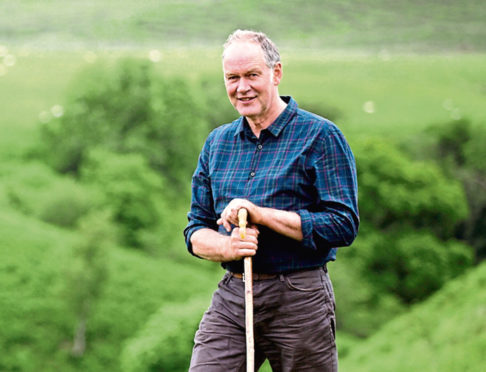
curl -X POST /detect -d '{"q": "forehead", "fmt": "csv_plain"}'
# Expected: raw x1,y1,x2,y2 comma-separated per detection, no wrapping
223,41,267,74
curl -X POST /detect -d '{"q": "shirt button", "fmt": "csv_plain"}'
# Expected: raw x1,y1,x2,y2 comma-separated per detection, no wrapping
257,144,263,150
250,171,256,177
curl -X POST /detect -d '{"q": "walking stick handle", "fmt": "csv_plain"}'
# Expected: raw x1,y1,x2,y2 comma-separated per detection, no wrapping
238,208,248,238
238,208,254,372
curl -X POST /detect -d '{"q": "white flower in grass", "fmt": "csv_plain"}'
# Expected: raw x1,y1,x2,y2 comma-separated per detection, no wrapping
51,105,64,118
363,101,375,114
149,49,162,63
3,54,16,67
451,108,462,120
442,98,454,111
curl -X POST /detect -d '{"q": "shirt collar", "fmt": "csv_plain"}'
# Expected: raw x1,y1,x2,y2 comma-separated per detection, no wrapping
234,96,298,138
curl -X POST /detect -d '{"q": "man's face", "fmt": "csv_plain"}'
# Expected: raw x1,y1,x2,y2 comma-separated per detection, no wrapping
223,41,282,122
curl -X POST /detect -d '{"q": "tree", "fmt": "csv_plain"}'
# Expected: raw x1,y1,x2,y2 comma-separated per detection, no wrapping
355,137,468,238
425,119,486,261
64,211,113,357
38,58,208,196
80,149,167,249
350,138,471,302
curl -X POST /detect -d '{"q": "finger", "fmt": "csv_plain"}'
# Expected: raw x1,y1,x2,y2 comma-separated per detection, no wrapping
220,210,237,231
233,227,257,238
237,237,258,247
217,215,230,231
237,239,257,248
223,218,232,232
228,210,239,226
243,232,258,243
245,228,259,236
238,249,257,257
233,232,258,252
236,244,258,257
235,236,258,249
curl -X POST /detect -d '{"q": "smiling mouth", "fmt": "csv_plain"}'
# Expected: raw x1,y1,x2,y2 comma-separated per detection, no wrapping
238,97,256,102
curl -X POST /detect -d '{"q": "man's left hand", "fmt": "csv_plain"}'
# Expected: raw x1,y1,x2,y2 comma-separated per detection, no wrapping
217,198,262,232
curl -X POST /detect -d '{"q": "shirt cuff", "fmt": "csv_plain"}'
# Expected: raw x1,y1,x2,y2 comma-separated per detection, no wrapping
184,225,207,259
296,209,316,250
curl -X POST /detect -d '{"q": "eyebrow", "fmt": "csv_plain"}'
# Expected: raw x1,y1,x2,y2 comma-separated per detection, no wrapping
225,68,261,77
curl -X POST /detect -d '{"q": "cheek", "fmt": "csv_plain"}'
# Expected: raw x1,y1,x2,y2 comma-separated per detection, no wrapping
225,83,236,97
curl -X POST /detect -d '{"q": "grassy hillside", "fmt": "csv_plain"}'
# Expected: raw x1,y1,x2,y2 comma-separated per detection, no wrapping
0,0,485,52
1,50,485,160
341,262,486,371
0,2,485,370
0,206,221,371
1,196,483,371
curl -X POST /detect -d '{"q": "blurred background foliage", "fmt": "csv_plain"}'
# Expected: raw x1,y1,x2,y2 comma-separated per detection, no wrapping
0,1,485,371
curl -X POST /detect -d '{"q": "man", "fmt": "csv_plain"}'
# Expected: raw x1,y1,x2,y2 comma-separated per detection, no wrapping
184,30,359,371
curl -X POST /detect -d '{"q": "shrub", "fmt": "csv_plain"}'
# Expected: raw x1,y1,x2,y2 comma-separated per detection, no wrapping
120,296,210,372
360,230,473,303
331,138,474,336
355,137,468,238
3,161,94,228
39,58,209,197
80,148,168,248
38,182,95,228
424,119,486,260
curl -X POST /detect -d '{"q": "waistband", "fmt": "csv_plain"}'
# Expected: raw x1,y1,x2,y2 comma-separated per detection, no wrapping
229,265,327,281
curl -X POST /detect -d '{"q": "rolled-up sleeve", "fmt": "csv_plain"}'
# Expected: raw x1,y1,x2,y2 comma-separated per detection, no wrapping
296,126,359,251
183,133,218,256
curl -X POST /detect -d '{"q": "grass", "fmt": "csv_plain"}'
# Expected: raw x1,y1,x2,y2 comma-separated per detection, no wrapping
0,0,485,52
0,206,221,371
282,53,486,137
340,262,486,371
1,1,485,369
1,49,485,161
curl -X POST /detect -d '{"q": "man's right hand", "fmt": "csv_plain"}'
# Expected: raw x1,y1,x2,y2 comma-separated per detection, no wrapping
223,226,259,261
191,226,259,263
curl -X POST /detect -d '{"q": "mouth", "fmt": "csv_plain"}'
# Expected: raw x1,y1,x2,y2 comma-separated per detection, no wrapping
237,96,256,103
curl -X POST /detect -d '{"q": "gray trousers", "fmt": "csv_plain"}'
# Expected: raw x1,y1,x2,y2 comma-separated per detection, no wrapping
189,267,337,372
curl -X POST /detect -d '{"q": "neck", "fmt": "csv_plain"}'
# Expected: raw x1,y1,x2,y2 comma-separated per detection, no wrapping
247,97,287,138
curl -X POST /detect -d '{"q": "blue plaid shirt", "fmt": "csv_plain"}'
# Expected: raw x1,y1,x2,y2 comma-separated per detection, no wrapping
184,97,359,274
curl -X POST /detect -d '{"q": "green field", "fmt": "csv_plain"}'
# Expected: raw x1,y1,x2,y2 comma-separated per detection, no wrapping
1,48,484,371
1,0,485,51
1,1,485,371
2,49,485,158
341,262,486,371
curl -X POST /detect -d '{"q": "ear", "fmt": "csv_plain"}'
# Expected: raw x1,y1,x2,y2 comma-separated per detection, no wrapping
272,62,283,86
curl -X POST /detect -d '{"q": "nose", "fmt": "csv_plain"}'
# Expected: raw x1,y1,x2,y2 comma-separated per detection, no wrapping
237,77,250,94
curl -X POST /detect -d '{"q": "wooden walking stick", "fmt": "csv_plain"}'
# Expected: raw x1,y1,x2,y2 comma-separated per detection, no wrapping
238,208,254,372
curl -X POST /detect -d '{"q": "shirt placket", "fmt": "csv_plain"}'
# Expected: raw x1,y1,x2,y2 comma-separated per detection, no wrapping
244,136,265,199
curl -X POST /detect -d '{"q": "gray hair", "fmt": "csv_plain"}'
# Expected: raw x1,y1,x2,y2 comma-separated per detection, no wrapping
223,29,281,69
